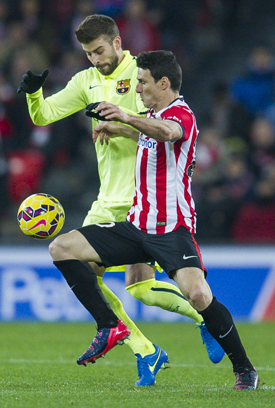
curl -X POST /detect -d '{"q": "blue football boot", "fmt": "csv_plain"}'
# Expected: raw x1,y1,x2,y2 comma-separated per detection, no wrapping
135,344,169,386
197,321,225,364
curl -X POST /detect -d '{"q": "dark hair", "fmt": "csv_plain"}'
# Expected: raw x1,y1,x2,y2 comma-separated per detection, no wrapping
75,14,120,44
137,50,182,92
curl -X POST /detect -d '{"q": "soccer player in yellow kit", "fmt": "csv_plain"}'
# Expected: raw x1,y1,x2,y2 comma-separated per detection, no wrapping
18,14,224,386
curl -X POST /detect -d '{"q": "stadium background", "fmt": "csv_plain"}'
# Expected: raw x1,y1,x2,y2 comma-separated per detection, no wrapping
0,0,275,322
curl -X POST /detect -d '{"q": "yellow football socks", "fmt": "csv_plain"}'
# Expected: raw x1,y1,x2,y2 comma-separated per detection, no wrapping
97,276,155,357
127,278,203,325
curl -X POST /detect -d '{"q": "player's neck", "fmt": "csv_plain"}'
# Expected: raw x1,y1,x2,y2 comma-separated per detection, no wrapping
154,91,180,112
117,49,125,65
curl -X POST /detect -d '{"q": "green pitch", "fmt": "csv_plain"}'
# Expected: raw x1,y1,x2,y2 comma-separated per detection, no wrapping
0,322,274,408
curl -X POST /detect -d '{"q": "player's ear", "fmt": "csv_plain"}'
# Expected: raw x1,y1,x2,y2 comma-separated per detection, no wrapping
160,77,169,90
113,36,121,50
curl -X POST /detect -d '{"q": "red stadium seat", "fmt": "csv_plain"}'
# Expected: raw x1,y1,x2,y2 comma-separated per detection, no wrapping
7,150,46,203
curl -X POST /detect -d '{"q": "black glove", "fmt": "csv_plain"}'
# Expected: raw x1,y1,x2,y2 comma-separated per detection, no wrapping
17,69,49,94
85,102,110,121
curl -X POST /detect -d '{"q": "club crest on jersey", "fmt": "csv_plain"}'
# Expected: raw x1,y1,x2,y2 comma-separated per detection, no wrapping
116,79,130,94
187,160,196,177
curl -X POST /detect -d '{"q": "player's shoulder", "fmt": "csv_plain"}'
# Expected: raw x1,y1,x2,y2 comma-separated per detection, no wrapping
68,67,102,91
161,98,193,116
73,66,99,80
160,98,197,131
172,97,192,110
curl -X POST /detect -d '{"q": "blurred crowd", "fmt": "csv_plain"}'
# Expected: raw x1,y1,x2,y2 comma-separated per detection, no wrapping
0,0,275,244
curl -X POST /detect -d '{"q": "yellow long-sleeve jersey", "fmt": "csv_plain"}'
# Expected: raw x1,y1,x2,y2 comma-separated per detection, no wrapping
26,51,144,203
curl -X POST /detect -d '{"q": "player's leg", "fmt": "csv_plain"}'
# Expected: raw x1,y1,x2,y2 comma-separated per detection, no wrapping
91,261,155,355
173,266,259,390
49,229,130,364
51,223,168,386
126,263,202,324
97,273,169,386
125,263,224,364
82,202,169,385
90,261,168,386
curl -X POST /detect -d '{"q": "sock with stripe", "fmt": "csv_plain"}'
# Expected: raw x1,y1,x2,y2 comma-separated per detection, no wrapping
97,276,155,357
126,278,203,325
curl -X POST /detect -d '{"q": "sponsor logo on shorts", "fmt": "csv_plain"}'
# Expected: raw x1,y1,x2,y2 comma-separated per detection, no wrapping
95,222,115,228
183,254,198,260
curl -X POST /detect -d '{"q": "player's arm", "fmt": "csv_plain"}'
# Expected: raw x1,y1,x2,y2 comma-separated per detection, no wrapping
19,71,87,126
93,121,139,145
95,102,182,142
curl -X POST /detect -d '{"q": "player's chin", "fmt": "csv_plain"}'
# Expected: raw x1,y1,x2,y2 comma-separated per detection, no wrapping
141,99,149,108
98,65,111,75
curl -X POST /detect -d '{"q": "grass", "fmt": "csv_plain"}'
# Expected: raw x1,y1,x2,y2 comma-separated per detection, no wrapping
0,322,274,408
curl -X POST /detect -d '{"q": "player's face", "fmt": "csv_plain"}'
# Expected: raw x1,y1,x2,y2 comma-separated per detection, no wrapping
136,68,162,111
82,36,120,76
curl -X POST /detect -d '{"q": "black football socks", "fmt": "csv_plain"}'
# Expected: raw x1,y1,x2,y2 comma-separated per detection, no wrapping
54,259,118,330
200,296,253,371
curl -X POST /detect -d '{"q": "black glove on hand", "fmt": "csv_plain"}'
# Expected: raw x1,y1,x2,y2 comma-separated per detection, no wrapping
85,102,110,121
17,69,49,94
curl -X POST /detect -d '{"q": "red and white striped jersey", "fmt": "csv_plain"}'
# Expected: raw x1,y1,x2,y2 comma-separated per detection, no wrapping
127,97,198,234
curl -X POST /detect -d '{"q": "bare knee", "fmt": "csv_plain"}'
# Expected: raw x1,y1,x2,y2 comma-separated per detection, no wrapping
49,230,102,264
173,267,212,311
49,234,73,261
188,285,211,311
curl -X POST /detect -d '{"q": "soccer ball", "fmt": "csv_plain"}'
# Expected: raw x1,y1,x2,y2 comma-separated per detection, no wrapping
17,193,65,240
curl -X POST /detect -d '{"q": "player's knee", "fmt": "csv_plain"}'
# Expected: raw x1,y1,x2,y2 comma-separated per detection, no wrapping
49,234,72,261
189,287,204,304
188,285,211,310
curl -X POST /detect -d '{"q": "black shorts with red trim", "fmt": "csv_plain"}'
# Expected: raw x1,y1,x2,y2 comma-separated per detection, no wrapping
78,221,207,279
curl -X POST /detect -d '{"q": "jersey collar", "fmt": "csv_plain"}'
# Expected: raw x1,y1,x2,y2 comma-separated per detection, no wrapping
154,96,184,115
104,51,134,79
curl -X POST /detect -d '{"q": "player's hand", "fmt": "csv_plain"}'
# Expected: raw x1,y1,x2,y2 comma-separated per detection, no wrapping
95,102,129,123
93,122,122,145
17,69,49,94
85,102,110,121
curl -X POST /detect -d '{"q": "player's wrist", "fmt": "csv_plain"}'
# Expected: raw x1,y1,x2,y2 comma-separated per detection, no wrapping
123,113,135,125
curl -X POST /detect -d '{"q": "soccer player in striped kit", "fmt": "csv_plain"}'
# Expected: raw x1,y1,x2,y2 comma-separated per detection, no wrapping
18,15,223,386
49,50,259,389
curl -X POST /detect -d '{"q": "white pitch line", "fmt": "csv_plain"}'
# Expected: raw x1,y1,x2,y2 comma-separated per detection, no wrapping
5,359,275,372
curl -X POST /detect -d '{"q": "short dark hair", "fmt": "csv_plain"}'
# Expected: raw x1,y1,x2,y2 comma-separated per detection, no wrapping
136,50,182,92
75,14,120,44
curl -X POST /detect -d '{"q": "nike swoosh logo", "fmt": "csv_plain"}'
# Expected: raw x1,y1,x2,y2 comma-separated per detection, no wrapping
219,325,233,338
89,85,99,90
183,254,198,260
28,219,46,230
148,349,161,373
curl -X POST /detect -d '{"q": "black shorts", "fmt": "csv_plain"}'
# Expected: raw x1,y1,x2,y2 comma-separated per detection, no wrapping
78,221,206,279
